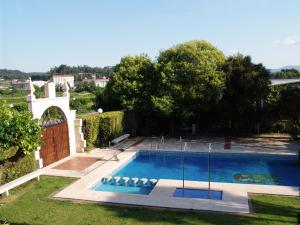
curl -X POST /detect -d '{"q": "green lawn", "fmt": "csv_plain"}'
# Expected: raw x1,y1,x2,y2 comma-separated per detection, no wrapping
70,91,96,99
0,176,299,225
0,92,27,104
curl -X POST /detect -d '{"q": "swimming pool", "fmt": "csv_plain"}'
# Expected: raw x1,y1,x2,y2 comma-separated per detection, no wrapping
110,150,300,186
93,182,154,195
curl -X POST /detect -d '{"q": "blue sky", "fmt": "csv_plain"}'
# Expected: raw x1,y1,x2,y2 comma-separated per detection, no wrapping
0,0,300,72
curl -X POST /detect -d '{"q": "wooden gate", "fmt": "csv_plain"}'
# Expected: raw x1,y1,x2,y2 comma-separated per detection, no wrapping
40,122,70,166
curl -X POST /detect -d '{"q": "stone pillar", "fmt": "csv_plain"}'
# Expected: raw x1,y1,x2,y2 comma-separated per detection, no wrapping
34,148,43,168
74,118,86,152
44,82,56,98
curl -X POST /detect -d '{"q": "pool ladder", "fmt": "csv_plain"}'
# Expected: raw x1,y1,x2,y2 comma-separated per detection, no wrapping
150,136,165,150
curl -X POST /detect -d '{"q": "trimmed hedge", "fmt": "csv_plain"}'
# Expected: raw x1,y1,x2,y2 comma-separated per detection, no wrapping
0,153,36,185
81,111,124,150
0,148,17,162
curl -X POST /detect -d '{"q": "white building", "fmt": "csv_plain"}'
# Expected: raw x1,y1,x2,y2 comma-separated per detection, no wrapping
83,75,109,88
52,74,75,88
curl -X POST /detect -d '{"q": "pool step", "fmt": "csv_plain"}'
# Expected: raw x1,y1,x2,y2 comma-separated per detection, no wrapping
101,176,158,187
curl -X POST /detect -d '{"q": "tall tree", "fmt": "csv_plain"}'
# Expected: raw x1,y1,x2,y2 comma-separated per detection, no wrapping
222,54,270,133
105,55,155,113
155,40,226,121
278,87,300,136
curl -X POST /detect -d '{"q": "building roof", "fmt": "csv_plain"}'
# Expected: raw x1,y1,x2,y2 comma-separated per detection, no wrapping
270,78,300,86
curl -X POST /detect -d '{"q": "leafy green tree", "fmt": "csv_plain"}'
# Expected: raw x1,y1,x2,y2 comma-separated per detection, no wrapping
222,54,270,133
155,40,226,120
75,82,97,93
49,65,115,81
94,87,105,110
105,55,155,112
272,69,300,79
34,85,45,98
70,98,90,114
278,87,300,135
264,85,282,121
0,101,42,161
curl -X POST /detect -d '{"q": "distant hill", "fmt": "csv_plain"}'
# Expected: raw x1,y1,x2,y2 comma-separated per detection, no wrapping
0,65,115,81
270,65,300,73
0,69,28,80
0,69,49,80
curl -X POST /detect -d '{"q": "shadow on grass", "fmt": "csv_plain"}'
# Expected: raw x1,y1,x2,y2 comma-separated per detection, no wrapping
1,176,299,225
0,220,32,225
92,195,299,225
251,196,300,217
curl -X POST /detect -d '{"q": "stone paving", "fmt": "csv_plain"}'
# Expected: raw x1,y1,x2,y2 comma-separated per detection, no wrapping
133,136,300,154
53,157,102,171
43,148,121,178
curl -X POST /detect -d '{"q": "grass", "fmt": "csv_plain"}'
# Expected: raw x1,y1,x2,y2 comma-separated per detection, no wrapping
0,91,27,104
70,91,96,98
0,176,299,225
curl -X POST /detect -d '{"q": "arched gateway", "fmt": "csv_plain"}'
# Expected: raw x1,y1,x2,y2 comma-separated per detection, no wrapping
27,79,81,167
39,106,70,166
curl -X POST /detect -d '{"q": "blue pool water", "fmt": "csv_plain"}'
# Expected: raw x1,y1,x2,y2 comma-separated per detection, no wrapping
173,188,222,200
93,183,154,195
111,151,300,186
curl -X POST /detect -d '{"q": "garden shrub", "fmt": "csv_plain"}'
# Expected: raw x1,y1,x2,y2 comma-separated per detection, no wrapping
12,102,28,112
0,153,36,185
0,148,17,162
70,97,96,114
81,111,124,149
0,101,41,185
0,102,42,156
81,113,101,149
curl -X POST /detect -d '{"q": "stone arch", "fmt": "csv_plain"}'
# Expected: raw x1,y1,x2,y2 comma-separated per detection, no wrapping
27,80,77,167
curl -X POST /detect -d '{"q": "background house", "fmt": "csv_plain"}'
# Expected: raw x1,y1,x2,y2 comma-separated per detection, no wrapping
52,74,75,88
83,75,109,88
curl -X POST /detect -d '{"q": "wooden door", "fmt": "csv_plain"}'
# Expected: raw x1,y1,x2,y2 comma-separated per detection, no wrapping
40,122,70,166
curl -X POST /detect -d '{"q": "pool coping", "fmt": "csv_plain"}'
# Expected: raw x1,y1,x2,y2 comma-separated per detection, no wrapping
53,149,299,214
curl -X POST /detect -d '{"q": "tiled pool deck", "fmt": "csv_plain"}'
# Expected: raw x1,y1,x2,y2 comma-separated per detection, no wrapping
51,137,300,214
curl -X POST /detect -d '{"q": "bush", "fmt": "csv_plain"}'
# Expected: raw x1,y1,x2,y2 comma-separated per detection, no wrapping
0,101,41,185
70,98,91,113
75,82,97,93
12,102,28,112
0,148,17,162
0,153,36,185
81,111,124,149
0,101,42,158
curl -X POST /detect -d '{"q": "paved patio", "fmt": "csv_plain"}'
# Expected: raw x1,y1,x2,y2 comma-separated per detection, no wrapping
53,157,102,171
132,136,300,154
43,148,121,178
